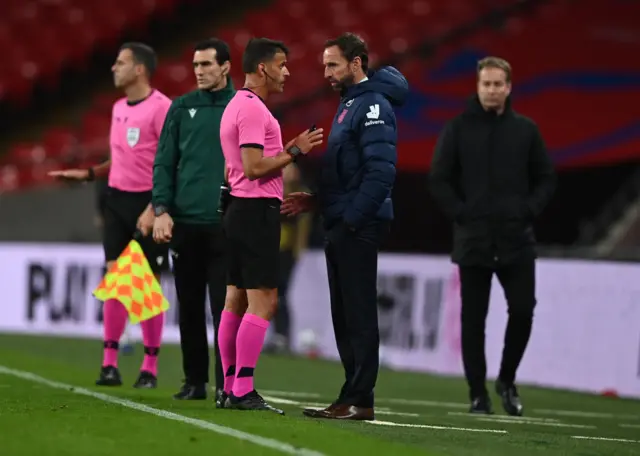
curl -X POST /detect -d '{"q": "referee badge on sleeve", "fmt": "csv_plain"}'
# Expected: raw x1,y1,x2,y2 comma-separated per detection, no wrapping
126,127,140,147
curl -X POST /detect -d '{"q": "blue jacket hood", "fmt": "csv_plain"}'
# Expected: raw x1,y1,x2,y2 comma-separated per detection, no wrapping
341,66,409,107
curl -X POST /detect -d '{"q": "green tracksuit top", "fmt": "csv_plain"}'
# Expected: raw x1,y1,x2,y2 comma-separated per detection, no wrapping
152,81,235,224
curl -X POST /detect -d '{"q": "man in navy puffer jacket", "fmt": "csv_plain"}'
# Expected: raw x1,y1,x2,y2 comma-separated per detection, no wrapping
282,32,408,420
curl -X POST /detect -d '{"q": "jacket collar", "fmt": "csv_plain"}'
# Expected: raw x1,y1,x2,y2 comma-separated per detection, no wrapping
465,94,514,118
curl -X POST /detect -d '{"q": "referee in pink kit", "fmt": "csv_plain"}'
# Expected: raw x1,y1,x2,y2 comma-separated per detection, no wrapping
49,43,171,389
217,38,323,413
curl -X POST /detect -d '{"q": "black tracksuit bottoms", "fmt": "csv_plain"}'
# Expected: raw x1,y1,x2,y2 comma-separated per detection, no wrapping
171,222,226,388
459,259,537,399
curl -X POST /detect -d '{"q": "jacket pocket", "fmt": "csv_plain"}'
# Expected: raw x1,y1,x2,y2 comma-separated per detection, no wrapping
494,195,530,222
457,197,490,225
498,220,534,248
453,221,492,258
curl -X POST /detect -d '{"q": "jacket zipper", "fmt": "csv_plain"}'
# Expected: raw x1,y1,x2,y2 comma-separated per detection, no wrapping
488,117,499,264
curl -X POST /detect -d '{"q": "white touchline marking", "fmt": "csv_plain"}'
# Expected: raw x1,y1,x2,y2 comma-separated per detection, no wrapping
0,366,325,456
367,420,508,434
572,436,639,444
534,409,639,420
261,392,468,410
380,397,468,409
261,396,420,418
262,390,322,399
475,417,596,429
300,406,419,418
372,410,421,418
261,396,317,406
250,390,640,423
620,424,640,429
447,412,561,422
447,411,596,429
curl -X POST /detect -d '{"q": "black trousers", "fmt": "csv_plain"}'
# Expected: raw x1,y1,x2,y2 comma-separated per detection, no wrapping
273,250,295,341
324,222,388,408
459,259,537,399
171,222,226,388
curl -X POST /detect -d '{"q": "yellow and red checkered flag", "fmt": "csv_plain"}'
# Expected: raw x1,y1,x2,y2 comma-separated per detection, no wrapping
93,240,170,324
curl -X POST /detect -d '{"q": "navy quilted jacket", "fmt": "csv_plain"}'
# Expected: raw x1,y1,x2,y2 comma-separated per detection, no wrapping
318,66,409,231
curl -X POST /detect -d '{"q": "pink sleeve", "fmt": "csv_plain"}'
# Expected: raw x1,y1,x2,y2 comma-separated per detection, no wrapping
237,101,266,148
153,99,172,138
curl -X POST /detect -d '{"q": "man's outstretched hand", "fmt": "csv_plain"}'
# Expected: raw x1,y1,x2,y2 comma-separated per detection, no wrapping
48,169,90,181
281,192,316,216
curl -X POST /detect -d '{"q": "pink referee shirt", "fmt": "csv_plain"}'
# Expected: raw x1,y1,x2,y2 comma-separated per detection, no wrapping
220,89,284,200
108,89,171,192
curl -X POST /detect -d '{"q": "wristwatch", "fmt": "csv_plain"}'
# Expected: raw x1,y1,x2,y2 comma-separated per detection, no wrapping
86,167,95,182
286,144,303,162
154,205,169,217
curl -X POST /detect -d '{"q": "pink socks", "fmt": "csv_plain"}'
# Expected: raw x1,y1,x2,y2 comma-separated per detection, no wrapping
232,313,270,397
217,311,271,397
140,313,164,376
102,299,128,367
218,310,242,393
102,298,164,377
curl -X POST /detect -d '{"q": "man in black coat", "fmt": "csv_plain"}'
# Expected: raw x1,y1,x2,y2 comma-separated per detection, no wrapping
430,56,556,416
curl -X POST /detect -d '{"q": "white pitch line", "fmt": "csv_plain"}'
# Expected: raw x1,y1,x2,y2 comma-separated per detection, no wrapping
449,411,601,429
262,393,640,439
367,419,508,434
380,397,468,409
620,424,640,429
373,410,421,418
377,406,417,415
534,409,639,420
261,396,420,418
572,436,640,444
250,389,640,422
301,406,419,418
261,396,320,406
262,390,322,399
447,412,560,423
261,391,467,410
475,417,596,429
0,366,325,456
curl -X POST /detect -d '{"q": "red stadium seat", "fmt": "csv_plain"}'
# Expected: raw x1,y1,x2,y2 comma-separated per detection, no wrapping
278,0,640,172
8,143,48,166
41,128,78,160
92,92,120,114
30,160,63,188
79,111,112,150
13,0,630,192
0,164,21,192
0,0,183,107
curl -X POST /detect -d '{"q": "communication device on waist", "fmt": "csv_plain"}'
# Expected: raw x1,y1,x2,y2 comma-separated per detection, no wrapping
218,181,231,215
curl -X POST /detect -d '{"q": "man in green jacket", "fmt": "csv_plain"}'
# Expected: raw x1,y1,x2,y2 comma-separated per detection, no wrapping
151,38,234,406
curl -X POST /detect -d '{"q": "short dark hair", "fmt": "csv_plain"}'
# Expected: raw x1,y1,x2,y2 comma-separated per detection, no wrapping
242,38,289,74
194,38,231,65
120,42,157,78
325,33,369,72
478,56,512,83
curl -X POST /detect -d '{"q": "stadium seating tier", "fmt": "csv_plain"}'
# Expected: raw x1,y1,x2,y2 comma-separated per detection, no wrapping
2,0,639,192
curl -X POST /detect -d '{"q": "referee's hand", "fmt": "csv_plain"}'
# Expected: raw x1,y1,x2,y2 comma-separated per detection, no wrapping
136,206,155,237
153,213,174,243
48,169,90,181
287,127,324,155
